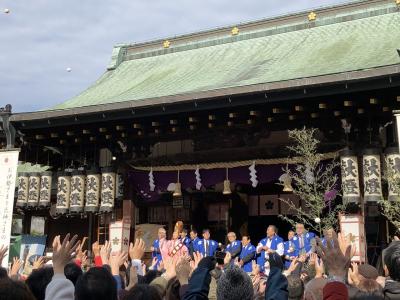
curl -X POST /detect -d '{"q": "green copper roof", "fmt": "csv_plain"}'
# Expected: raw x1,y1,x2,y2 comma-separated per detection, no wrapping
51,1,400,111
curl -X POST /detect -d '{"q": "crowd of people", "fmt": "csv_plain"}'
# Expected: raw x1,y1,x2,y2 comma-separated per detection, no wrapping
0,222,399,300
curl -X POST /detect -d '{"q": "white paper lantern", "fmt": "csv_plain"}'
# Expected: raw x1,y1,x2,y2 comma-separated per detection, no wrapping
100,167,116,213
27,172,41,208
362,148,382,202
16,172,29,208
85,168,100,213
339,150,361,204
39,171,52,208
385,147,400,201
69,170,85,214
56,171,71,215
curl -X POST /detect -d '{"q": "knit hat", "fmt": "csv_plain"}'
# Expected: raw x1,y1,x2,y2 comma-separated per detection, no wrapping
216,266,254,300
323,282,348,300
358,264,379,280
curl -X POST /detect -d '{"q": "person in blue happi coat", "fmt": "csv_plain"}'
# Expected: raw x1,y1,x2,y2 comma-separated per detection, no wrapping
195,229,218,257
180,228,191,248
283,230,298,269
224,232,241,261
239,235,256,273
188,229,199,256
292,223,316,255
151,227,166,267
321,228,334,247
256,225,284,273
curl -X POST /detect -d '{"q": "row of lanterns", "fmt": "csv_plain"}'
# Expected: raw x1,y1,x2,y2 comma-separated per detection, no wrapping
340,147,400,204
16,167,124,215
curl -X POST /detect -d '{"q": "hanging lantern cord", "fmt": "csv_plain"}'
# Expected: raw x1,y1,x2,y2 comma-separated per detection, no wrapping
226,168,229,180
177,169,180,183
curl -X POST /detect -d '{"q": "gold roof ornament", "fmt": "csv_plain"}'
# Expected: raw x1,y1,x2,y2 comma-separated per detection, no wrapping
231,26,239,36
396,0,400,6
163,40,170,48
308,11,317,21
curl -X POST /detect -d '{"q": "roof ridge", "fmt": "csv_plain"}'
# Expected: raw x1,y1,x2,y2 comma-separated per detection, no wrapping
106,0,397,70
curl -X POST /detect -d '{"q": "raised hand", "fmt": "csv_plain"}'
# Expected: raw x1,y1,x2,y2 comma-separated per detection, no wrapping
149,257,158,270
315,256,324,278
163,256,178,280
32,256,45,270
92,241,101,257
316,231,351,279
223,251,232,266
126,264,138,290
9,257,23,277
52,234,80,274
110,251,128,275
0,245,8,265
100,240,111,265
348,262,360,286
190,251,203,272
176,257,191,285
251,260,260,276
129,239,145,261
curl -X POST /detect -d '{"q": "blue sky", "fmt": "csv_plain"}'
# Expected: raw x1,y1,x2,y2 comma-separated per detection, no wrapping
0,0,347,113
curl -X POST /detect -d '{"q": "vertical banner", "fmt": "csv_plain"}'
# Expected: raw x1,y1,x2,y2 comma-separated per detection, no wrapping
0,150,19,268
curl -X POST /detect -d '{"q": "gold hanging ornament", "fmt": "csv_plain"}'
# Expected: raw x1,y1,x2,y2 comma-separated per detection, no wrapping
173,170,182,197
223,168,232,195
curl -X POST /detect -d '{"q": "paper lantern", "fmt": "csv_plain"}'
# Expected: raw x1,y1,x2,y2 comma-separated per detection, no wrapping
339,150,361,204
69,170,86,214
100,167,116,213
27,172,41,208
85,168,101,213
39,171,52,208
362,148,382,202
16,172,29,208
385,147,400,201
56,171,71,215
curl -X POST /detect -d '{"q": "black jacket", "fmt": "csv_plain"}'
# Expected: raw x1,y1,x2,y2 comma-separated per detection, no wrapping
384,279,400,300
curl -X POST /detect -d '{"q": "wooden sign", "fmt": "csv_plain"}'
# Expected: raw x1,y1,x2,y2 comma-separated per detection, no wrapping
0,150,19,268
259,195,279,215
